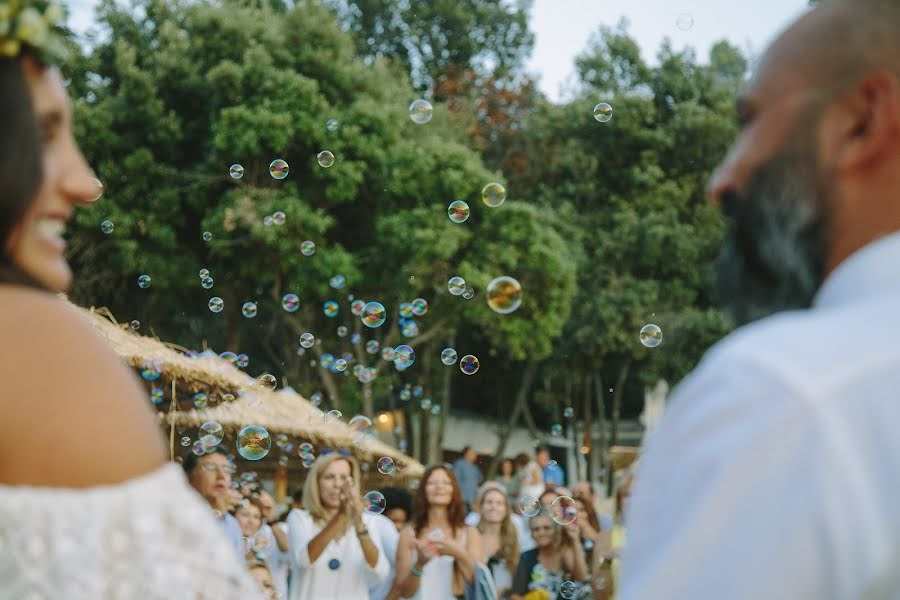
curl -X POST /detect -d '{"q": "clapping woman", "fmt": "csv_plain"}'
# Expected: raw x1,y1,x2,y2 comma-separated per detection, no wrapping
394,465,484,599
510,512,588,600
287,453,389,599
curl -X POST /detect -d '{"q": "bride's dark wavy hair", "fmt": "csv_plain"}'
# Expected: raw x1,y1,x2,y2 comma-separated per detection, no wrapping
0,52,47,288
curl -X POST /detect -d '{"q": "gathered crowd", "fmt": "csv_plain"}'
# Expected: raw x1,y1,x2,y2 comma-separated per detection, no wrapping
185,444,632,600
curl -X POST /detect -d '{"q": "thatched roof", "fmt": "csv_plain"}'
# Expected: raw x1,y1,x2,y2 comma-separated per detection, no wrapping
79,305,424,480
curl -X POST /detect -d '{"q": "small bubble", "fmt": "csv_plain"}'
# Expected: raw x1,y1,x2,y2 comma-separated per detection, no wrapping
448,276,466,296
323,301,339,318
560,581,577,599
462,287,475,300
299,332,315,348
676,12,694,31
201,276,214,289
481,182,506,207
100,220,114,234
486,276,522,314
317,150,335,168
202,231,212,242
325,410,343,423
237,425,271,460
272,211,286,226
269,159,289,180
229,164,244,179
364,490,387,513
90,178,104,202
137,274,151,289
640,323,663,348
459,355,480,375
301,240,316,256
326,118,339,132
329,274,346,289
129,320,140,331
519,496,541,518
377,456,395,475
361,301,386,328
550,496,578,525
594,102,613,123
337,326,348,338
409,99,433,124
448,200,470,223
258,373,277,390
208,297,224,313
242,302,258,318
393,345,415,369
441,348,457,365
281,293,300,313
193,392,208,409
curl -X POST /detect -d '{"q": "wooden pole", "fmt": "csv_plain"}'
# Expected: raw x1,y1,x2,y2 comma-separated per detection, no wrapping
169,378,177,461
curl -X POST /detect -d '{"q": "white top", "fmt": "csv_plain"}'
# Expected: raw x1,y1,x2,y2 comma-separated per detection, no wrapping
620,231,900,600
287,509,389,600
465,512,536,553
367,513,400,600
0,463,264,599
410,528,468,600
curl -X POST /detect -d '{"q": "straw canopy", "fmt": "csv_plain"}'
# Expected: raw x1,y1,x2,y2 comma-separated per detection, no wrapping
79,304,424,480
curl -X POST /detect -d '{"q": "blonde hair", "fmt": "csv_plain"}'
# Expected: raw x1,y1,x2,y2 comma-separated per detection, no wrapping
303,452,362,524
476,487,520,573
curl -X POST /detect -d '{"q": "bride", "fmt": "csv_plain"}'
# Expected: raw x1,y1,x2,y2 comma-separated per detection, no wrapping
0,3,261,597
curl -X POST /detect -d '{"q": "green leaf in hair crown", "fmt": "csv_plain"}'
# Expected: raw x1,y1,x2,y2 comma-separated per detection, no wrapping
0,0,70,65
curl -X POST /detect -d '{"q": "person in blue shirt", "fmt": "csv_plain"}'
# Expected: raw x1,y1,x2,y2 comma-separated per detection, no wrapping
536,446,565,488
452,446,483,511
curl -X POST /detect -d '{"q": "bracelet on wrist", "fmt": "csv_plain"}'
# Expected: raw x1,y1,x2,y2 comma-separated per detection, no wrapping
409,565,423,577
356,527,369,537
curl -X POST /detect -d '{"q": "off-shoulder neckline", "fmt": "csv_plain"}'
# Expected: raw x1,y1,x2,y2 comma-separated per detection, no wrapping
0,462,181,495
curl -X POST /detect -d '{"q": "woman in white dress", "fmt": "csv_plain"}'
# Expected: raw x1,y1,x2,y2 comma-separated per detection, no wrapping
394,465,484,599
0,5,263,597
476,487,520,599
287,452,389,599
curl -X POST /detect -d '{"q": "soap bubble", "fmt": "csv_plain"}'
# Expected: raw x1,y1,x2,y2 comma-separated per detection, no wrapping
364,491,387,514
362,301,387,328
317,150,335,168
487,276,522,314
219,351,238,365
242,302,258,318
481,182,506,207
181,436,191,447
326,118,339,132
377,456,395,475
150,388,164,405
350,332,361,345
275,433,289,448
323,301,339,318
237,425,271,460
282,293,300,312
462,287,475,300
394,345,415,369
351,299,366,316
129,320,140,331
237,354,249,368
202,231,213,242
430,404,441,416
420,398,432,411
90,178,104,202
448,276,466,296
301,241,316,256
381,347,395,361
399,388,411,401
278,456,289,467
298,442,314,457
299,332,315,349
199,268,210,278
140,359,162,381
272,211,286,226
519,496,541,518
401,321,418,338
201,276,214,289
334,359,348,372
193,392,208,409
258,373,277,390
263,215,274,227
199,421,224,446
330,275,346,289
137,274,151,289
320,354,335,369
399,302,414,319
563,407,574,419
441,348,458,365
551,423,563,437
325,410,343,423
411,298,428,316
366,340,380,354
448,200,470,223
459,355,480,375
560,581,577,599
550,496,578,525
100,220,114,234
593,103,613,123
269,159,289,180
676,12,694,30
640,323,663,348
229,164,244,179
409,99,433,124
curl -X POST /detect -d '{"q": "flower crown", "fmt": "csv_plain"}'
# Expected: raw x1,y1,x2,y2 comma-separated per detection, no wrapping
0,0,70,65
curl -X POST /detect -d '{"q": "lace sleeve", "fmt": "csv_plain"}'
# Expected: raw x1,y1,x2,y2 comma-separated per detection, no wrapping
0,464,265,600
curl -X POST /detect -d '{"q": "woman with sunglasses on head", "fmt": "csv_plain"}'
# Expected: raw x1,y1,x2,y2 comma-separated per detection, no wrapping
394,464,484,599
510,512,588,600
0,3,262,597
287,452,389,600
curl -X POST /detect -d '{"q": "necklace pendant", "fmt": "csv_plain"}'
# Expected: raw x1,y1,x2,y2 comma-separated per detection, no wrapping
328,558,341,570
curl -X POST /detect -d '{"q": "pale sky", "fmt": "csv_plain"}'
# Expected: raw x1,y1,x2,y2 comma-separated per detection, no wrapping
67,0,811,102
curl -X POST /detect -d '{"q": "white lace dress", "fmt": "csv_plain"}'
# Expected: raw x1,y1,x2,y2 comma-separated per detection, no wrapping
0,463,265,600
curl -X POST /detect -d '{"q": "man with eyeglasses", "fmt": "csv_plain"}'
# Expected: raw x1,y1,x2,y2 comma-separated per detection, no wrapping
183,446,244,558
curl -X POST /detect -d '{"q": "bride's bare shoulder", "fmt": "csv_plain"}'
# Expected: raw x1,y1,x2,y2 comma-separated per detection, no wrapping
0,287,166,486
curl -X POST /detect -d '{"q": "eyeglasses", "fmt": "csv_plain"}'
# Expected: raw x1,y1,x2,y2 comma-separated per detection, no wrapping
201,463,237,475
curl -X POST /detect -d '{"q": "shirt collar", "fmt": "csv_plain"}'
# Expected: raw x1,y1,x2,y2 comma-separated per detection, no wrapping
813,230,900,309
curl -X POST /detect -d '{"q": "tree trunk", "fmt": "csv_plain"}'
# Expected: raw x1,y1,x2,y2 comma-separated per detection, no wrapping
609,360,631,447
592,373,608,493
582,373,592,480
435,335,455,463
487,362,538,478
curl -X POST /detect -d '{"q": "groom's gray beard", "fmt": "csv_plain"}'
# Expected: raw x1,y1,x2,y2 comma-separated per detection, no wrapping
714,152,829,327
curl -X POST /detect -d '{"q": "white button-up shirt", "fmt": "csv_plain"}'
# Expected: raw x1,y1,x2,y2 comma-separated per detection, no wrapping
621,231,900,600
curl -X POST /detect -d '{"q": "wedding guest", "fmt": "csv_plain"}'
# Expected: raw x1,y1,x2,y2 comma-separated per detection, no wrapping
476,487,520,598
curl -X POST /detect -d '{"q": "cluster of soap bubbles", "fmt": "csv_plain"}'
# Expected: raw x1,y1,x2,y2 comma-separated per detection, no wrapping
299,442,315,468
197,267,214,290
263,210,286,227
